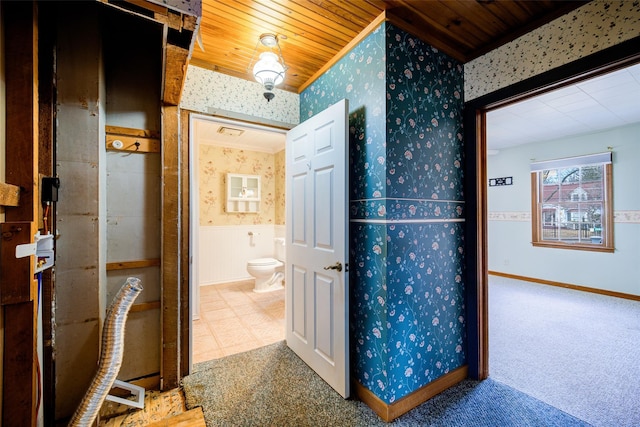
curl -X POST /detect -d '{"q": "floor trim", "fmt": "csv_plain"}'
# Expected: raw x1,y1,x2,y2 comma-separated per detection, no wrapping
489,271,640,302
355,365,468,422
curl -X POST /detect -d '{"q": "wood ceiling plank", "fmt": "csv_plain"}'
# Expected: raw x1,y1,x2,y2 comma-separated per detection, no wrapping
196,0,587,92
202,1,346,54
398,0,480,49
442,0,509,40
197,19,337,72
404,0,487,47
300,0,381,29
329,0,385,17
249,0,356,43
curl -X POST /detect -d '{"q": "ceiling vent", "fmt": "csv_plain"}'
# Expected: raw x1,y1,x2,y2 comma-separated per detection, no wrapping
217,126,244,137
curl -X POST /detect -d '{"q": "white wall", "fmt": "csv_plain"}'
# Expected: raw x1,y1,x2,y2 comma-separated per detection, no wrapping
199,224,285,285
488,122,640,296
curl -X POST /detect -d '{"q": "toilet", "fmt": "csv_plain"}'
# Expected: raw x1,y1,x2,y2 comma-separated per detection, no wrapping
247,237,286,293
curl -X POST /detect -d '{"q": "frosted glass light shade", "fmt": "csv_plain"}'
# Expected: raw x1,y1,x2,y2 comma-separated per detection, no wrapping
253,52,285,90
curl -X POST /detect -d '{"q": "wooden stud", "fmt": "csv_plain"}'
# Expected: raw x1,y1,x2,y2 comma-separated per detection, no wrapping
130,301,161,313
106,258,161,271
105,125,160,138
0,222,36,305
163,44,190,106
106,134,160,153
161,105,180,390
179,109,191,377
2,3,40,424
3,302,37,427
0,183,20,207
106,126,161,153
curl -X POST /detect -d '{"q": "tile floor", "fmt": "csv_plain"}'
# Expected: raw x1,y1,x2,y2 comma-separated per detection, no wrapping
192,280,285,364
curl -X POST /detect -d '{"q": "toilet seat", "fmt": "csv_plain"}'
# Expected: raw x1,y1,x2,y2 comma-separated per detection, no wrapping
247,257,280,267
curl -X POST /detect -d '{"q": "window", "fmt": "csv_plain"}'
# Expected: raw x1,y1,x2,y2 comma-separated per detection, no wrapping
531,152,613,252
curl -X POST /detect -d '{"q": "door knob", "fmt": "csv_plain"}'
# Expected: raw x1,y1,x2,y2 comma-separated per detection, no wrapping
323,262,343,272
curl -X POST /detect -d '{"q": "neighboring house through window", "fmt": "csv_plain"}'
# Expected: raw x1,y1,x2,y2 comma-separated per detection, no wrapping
531,152,613,252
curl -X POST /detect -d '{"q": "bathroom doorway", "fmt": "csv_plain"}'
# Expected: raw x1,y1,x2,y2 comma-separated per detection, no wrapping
189,114,288,367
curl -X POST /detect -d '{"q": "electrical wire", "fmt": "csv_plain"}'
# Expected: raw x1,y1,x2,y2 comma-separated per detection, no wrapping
43,202,50,235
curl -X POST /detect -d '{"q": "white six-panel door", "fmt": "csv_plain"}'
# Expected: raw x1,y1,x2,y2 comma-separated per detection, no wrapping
285,99,350,398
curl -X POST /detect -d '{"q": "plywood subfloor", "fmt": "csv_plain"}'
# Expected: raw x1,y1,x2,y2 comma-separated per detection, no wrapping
99,388,204,426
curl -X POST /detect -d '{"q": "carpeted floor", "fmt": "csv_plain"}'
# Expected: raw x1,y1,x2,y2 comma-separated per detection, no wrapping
183,341,589,426
489,276,640,427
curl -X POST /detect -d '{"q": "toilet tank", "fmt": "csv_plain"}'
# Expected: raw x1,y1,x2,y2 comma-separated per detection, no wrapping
274,237,286,262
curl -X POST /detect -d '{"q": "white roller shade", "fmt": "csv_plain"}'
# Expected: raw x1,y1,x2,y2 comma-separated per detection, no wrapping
530,152,612,172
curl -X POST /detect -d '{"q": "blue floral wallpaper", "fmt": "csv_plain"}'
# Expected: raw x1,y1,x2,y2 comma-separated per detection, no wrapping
300,23,465,404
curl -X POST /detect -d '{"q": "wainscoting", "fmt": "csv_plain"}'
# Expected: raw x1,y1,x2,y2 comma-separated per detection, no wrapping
199,224,285,285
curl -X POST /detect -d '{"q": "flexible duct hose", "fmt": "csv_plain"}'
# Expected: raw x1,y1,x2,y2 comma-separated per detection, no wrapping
68,277,143,427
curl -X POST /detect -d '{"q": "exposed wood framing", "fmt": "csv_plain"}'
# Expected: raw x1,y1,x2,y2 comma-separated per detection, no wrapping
38,2,56,421
105,125,160,139
163,44,190,106
3,302,36,426
106,125,161,153
179,110,190,377
106,134,160,153
1,2,39,425
130,301,161,313
106,258,161,271
0,222,36,305
4,5,38,222
0,183,20,207
161,105,181,390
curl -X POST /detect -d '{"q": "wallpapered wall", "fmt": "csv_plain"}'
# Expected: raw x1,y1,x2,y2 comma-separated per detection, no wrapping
181,65,299,126
465,0,640,100
301,22,465,404
199,145,285,226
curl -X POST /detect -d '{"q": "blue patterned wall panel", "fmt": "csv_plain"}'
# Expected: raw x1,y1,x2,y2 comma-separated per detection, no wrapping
385,26,465,202
350,223,390,395
385,222,466,402
300,25,386,201
302,22,466,405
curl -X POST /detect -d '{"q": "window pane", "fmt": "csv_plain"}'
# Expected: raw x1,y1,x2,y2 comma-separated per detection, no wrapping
537,164,607,246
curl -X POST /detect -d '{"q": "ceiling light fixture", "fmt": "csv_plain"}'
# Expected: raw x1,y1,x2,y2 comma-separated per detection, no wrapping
248,33,287,102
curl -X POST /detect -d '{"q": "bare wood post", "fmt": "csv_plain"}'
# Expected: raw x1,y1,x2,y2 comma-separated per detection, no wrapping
161,105,181,389
1,2,39,425
179,109,191,377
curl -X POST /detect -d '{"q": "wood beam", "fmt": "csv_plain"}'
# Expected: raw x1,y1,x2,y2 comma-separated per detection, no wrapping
163,44,191,106
161,105,181,390
4,2,38,223
3,302,36,427
38,1,56,421
179,110,190,377
0,183,20,207
0,222,36,305
1,2,39,425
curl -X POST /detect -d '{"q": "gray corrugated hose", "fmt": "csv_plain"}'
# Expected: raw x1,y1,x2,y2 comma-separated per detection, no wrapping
68,277,143,427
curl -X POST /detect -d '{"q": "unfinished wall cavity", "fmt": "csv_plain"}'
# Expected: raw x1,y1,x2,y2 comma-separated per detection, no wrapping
54,3,163,421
